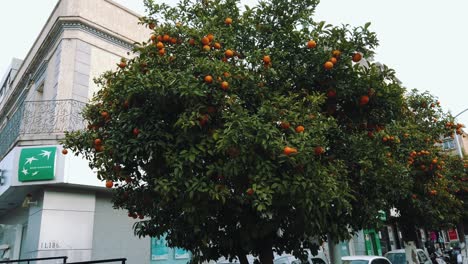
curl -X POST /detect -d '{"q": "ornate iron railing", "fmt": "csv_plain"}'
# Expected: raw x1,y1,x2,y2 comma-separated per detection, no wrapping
20,100,86,134
0,99,86,158
0,105,23,158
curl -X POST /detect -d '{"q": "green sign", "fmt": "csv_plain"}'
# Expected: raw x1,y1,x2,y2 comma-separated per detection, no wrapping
18,147,56,182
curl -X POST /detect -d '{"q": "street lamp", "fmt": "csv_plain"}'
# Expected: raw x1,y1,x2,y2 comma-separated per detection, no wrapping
453,108,468,158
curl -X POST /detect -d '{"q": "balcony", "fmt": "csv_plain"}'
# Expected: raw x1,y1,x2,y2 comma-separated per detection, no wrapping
0,99,86,158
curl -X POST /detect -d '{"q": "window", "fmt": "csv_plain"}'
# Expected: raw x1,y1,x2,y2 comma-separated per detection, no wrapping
385,253,405,264
442,139,455,150
371,259,391,264
311,258,326,264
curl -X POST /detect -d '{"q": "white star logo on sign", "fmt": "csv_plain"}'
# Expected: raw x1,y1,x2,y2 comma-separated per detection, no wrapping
25,156,38,165
22,168,28,175
39,150,52,159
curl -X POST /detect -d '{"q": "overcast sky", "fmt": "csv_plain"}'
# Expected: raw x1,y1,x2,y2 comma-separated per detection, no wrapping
1,0,467,125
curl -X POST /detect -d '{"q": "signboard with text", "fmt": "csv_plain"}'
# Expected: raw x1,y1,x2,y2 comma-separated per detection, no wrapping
448,229,458,241
18,147,56,182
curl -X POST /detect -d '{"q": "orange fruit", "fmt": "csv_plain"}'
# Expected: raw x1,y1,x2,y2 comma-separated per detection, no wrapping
156,41,164,49
352,53,362,62
225,17,233,25
359,95,370,106
263,55,271,64
150,34,157,41
280,121,290,129
204,75,213,83
314,146,325,155
307,40,316,48
283,146,298,156
105,180,114,188
62,149,68,155
148,22,156,29
221,81,229,90
213,42,221,49
170,37,177,44
203,45,211,51
207,34,214,42
201,37,210,45
159,48,166,56
225,49,234,58
118,62,126,69
332,50,341,58
94,139,102,145
223,72,230,77
101,111,109,119
189,38,196,46
329,57,337,64
295,125,305,133
162,34,170,42
324,61,334,70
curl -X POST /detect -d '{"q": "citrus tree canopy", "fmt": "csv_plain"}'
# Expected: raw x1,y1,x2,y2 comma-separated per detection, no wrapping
63,0,463,262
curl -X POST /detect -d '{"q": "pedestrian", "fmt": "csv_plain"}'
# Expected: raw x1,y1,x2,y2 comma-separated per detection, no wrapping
456,251,462,264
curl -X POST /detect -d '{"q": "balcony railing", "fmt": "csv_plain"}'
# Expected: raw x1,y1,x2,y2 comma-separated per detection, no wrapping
0,99,86,158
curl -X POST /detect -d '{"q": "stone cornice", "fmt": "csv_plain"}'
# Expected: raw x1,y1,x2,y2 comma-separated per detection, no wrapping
0,18,135,121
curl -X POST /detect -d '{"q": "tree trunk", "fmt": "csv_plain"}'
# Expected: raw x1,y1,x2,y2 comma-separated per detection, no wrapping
258,240,274,264
404,241,420,264
238,254,249,264
401,224,420,264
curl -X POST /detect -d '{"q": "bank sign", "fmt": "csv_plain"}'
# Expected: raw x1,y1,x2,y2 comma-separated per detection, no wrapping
18,147,56,182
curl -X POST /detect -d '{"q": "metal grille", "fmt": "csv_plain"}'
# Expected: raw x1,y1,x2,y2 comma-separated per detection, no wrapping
0,99,86,158
20,100,86,134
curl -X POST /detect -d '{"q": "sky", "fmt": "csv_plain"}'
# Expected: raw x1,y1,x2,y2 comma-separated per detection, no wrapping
1,0,467,125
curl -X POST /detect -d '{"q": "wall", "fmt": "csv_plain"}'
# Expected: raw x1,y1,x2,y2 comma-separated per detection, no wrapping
352,231,367,256
30,189,96,262
91,192,150,263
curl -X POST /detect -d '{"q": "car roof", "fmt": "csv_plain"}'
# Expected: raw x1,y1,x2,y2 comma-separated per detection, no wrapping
386,249,405,254
342,256,386,261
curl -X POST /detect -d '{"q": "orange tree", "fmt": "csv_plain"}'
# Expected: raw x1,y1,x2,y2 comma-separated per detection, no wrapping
381,91,464,244
63,0,463,262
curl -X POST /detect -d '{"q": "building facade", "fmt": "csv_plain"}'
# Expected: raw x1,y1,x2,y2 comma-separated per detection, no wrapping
0,1,190,263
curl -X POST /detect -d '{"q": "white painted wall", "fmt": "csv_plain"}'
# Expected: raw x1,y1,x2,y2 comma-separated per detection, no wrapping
34,189,96,262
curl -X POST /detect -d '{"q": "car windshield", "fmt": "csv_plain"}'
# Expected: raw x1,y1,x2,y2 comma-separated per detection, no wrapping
342,260,369,264
385,253,406,264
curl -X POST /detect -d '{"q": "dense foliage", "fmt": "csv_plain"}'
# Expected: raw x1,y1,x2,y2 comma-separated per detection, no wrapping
63,0,465,262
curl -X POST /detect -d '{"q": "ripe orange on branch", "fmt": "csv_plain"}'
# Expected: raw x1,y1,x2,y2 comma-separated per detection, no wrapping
307,40,316,48
352,53,362,62
225,49,234,58
283,146,298,156
324,61,334,70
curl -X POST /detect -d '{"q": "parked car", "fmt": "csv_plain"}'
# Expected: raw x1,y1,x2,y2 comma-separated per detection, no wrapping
273,251,329,264
384,249,438,264
342,255,392,264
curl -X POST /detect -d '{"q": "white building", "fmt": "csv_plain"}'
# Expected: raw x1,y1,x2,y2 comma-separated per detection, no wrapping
0,1,189,263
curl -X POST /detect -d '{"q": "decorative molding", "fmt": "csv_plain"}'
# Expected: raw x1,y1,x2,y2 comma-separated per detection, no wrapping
0,18,134,122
